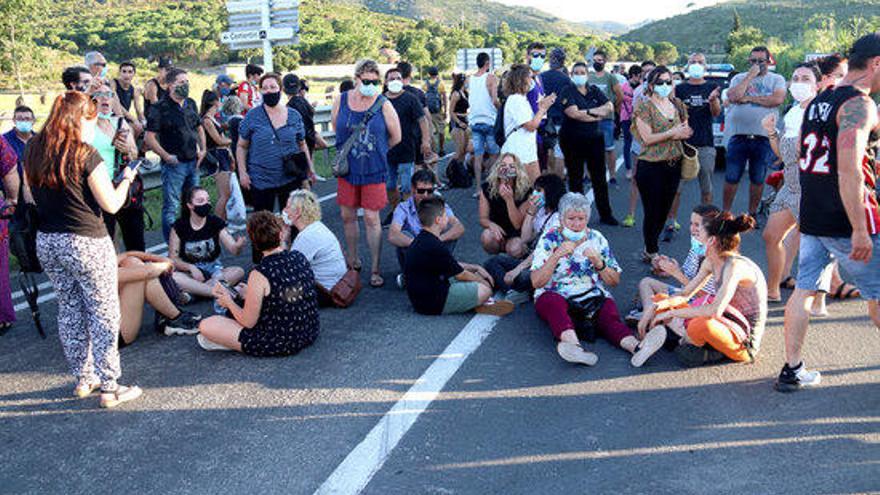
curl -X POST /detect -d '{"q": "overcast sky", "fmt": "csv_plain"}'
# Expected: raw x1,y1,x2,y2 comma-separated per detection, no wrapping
494,0,725,25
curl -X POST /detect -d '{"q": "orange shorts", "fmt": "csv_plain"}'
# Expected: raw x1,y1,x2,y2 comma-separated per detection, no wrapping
336,178,388,211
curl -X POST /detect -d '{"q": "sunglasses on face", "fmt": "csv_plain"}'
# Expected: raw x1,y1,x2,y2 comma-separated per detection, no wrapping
94,62,106,67
531,52,546,58
415,187,435,195
654,80,673,86
92,91,114,99
360,79,381,86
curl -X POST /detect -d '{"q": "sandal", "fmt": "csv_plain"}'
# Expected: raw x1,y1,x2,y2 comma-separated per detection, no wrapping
348,258,363,272
831,282,861,300
370,272,384,288
779,276,796,290
100,385,143,409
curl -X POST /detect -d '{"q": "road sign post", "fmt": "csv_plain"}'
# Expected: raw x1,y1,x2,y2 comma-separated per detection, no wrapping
221,0,300,72
455,48,503,73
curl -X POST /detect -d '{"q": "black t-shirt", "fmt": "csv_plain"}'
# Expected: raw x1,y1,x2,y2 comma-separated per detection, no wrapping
32,146,108,238
481,181,531,237
287,95,316,146
404,230,464,315
559,84,609,141
540,69,574,124
114,79,134,112
146,96,201,161
387,91,424,165
173,214,227,263
675,81,718,147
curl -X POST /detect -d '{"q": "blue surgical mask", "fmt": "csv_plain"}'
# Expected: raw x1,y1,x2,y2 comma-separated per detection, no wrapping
100,66,108,79
531,190,545,209
98,112,113,120
687,64,706,79
386,80,404,93
358,83,379,97
219,87,231,97
690,236,706,256
562,227,586,242
654,84,673,98
14,121,32,133
572,75,588,87
530,57,544,72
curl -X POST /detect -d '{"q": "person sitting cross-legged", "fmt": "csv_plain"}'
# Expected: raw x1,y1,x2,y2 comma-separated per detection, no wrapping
197,212,320,355
531,192,667,367
404,196,514,317
388,169,465,288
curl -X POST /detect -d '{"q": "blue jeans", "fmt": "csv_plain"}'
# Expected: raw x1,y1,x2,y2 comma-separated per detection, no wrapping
725,135,773,185
470,123,499,156
161,160,200,241
621,120,633,170
386,161,414,194
599,120,615,151
797,234,880,299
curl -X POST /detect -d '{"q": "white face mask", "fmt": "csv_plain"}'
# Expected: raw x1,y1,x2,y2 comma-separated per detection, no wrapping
789,82,816,102
80,118,97,144
386,80,404,93
281,209,294,226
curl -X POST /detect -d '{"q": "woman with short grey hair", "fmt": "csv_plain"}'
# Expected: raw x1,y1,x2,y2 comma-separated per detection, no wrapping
530,192,667,367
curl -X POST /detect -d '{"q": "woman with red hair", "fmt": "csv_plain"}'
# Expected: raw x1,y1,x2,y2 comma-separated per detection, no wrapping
24,91,142,408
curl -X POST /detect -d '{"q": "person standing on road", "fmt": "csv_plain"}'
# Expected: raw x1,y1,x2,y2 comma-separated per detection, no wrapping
109,61,145,136
383,67,432,223
723,46,787,217
619,65,641,180
0,138,19,333
143,57,172,122
559,61,618,225
622,61,657,229
423,66,447,155
501,64,555,182
665,52,722,240
237,63,264,112
468,52,501,197
632,66,692,262
3,105,36,175
588,50,625,185
331,59,402,288
448,73,470,165
284,73,329,161
531,192,667,368
145,67,206,242
200,90,235,221
398,62,436,172
778,34,880,392
25,91,143,408
237,72,312,216
540,47,573,178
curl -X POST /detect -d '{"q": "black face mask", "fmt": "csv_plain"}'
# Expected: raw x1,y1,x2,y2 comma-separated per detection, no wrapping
263,91,281,107
593,62,605,73
193,203,212,217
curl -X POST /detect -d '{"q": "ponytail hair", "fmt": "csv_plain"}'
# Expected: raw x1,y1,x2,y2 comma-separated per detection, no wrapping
179,186,208,223
706,212,755,252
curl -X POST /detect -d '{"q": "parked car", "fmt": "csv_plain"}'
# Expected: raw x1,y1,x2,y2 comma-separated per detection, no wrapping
705,64,734,170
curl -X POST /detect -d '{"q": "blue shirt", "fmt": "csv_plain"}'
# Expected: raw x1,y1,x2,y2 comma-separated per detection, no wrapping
239,105,306,190
335,91,388,186
391,197,455,236
539,69,573,123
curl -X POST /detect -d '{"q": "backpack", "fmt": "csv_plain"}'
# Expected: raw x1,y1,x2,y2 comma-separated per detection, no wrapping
445,158,472,189
493,98,506,148
425,80,442,114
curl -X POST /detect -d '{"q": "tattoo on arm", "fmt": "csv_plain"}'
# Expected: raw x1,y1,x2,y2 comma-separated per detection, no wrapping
838,96,872,149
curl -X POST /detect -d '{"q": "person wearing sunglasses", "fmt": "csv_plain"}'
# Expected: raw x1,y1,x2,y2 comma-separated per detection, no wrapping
331,59,402,288
723,46,787,217
388,169,464,288
525,42,551,170
631,66,693,262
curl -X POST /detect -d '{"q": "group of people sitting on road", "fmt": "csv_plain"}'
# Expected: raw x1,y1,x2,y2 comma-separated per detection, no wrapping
6,33,880,407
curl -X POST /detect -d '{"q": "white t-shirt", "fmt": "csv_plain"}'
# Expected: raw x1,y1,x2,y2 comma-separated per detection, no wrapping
291,221,347,289
501,94,537,164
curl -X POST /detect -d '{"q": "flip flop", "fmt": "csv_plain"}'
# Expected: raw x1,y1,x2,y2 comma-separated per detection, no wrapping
779,276,796,290
370,272,384,288
831,283,861,299
348,259,363,272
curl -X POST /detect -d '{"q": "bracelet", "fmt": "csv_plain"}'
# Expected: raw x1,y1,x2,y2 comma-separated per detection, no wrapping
594,258,607,271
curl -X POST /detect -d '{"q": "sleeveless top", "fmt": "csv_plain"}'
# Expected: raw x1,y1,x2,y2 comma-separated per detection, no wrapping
799,86,880,237
468,72,497,126
204,116,223,151
718,254,768,352
335,91,388,186
252,250,320,352
144,78,167,119
114,79,134,112
452,89,469,127
91,117,120,178
779,104,805,197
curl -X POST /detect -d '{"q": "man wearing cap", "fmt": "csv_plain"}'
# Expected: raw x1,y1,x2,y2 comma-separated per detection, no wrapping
283,73,327,159
215,74,235,101
144,57,173,121
778,33,880,392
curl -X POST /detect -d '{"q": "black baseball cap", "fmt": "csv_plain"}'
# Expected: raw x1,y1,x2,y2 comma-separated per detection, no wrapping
157,57,173,69
282,73,300,95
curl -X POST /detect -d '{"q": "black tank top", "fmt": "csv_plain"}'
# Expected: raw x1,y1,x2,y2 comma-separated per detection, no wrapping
799,85,879,237
115,79,134,112
144,78,167,118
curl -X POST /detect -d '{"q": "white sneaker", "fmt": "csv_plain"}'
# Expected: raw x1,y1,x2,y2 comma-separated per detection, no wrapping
505,290,530,306
396,273,406,290
197,333,233,351
557,342,599,366
631,325,667,367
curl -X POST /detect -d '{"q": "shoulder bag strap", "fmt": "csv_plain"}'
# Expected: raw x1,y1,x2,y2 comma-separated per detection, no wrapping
339,95,386,149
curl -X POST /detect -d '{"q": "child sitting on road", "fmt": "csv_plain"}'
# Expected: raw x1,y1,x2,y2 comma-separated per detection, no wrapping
404,197,514,317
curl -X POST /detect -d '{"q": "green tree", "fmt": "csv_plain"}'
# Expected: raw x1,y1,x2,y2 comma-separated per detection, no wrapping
652,41,679,64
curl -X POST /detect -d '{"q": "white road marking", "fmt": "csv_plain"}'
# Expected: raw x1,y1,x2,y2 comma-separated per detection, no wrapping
314,314,502,495
13,194,337,314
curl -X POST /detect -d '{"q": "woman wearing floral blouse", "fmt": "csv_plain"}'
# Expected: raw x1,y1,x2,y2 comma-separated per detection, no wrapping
632,66,693,262
530,193,667,367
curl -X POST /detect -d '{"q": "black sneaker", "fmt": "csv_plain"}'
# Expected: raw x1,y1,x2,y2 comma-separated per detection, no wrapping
162,311,202,336
775,362,821,392
674,343,726,368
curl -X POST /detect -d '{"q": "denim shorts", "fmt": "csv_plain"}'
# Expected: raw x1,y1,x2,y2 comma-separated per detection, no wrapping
725,135,774,185
195,260,224,281
796,234,880,299
386,161,414,194
470,123,500,156
598,119,615,151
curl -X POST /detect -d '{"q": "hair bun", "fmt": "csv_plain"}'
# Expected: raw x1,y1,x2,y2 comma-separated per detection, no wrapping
732,214,756,233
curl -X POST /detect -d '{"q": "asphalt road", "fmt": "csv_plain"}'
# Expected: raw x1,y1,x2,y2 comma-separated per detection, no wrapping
0,157,878,495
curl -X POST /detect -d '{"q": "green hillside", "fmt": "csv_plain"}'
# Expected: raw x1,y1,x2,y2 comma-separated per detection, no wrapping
620,0,880,57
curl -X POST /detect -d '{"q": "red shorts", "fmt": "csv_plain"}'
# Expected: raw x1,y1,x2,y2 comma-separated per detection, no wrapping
336,178,388,211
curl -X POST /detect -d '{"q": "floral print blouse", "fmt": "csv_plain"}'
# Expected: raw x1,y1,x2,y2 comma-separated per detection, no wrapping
531,227,621,299
631,97,688,162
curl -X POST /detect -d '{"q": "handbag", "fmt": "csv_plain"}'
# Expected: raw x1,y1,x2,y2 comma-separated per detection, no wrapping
328,269,362,308
566,287,606,343
680,141,700,180
263,106,309,180
332,95,386,178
